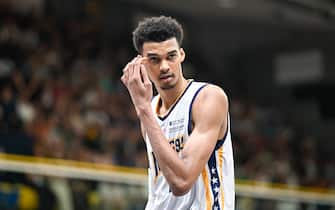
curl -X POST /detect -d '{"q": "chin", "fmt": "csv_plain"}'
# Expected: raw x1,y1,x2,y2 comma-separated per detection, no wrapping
160,84,176,90
157,76,178,90
160,79,178,90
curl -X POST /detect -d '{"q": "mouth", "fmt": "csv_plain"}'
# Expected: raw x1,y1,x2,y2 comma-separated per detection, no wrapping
159,74,173,80
159,75,174,83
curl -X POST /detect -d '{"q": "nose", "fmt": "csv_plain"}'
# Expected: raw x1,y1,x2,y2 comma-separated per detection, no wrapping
160,59,169,73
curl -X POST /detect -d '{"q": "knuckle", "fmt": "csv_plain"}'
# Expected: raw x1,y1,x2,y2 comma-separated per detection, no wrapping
128,77,138,84
144,81,152,87
123,63,130,71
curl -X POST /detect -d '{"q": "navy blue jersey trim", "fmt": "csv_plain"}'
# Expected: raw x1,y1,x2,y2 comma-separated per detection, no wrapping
208,150,222,210
157,81,193,121
187,84,208,135
214,114,229,150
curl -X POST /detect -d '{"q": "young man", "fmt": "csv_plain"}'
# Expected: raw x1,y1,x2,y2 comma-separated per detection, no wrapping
121,16,235,210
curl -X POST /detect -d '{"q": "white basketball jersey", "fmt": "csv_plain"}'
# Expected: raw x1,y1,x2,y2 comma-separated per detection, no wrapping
144,81,235,210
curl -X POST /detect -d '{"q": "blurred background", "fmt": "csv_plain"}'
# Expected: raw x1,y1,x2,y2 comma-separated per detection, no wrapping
0,0,334,210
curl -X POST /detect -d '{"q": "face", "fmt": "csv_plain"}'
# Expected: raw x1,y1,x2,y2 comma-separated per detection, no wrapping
141,38,185,90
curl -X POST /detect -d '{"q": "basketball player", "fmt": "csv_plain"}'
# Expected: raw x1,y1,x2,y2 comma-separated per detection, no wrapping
121,16,235,210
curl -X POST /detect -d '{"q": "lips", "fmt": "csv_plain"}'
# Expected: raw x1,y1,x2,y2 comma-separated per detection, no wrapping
159,74,173,80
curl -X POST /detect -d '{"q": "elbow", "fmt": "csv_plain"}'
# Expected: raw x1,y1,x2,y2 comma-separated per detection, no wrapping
170,180,192,196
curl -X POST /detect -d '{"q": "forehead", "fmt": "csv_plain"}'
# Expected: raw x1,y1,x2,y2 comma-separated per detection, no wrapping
142,38,180,56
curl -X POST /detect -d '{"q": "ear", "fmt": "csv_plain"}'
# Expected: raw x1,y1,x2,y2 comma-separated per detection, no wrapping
179,48,185,63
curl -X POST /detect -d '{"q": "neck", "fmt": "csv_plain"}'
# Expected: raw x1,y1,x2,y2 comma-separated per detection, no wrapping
158,78,190,110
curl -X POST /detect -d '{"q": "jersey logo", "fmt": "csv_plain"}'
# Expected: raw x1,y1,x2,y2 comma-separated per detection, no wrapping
168,118,185,134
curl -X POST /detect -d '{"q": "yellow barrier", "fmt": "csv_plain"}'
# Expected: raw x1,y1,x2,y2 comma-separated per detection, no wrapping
0,153,147,186
0,153,147,174
236,179,335,205
1,153,335,205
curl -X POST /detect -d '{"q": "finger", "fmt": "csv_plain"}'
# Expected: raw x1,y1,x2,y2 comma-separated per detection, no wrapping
122,59,134,78
132,57,143,72
133,61,143,86
123,63,130,74
130,55,141,70
134,56,144,73
127,62,142,89
128,56,145,86
132,55,141,62
139,56,148,64
129,56,144,81
139,57,149,71
128,62,135,82
121,74,128,86
140,64,151,85
122,64,130,81
123,55,141,73
121,75,125,84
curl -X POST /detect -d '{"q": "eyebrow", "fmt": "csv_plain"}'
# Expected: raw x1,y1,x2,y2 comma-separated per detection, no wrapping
167,50,178,55
146,50,178,57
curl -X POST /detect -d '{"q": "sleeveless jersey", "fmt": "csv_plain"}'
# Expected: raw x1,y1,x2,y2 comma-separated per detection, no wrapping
145,81,235,210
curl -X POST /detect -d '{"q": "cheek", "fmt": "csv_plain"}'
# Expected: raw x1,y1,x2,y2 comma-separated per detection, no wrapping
144,66,155,80
170,62,181,71
145,65,158,76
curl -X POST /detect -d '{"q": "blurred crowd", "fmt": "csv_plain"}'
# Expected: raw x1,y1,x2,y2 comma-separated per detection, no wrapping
0,3,334,210
0,5,147,167
231,98,335,189
231,99,335,210
0,4,146,210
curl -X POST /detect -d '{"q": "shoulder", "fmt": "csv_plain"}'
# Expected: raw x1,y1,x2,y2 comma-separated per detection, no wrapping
194,83,228,107
191,83,228,121
190,83,229,129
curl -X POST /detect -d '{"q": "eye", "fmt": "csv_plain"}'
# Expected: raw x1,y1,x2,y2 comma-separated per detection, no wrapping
167,54,177,60
149,57,160,64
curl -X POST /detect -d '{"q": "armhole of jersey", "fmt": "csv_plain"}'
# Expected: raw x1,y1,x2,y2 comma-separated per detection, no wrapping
187,84,230,151
187,84,208,135
214,113,229,150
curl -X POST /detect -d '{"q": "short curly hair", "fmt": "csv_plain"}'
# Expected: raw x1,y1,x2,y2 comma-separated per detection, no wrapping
132,16,184,53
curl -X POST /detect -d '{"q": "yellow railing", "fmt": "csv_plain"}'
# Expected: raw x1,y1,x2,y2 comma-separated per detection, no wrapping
236,179,335,205
0,153,334,205
0,153,147,186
